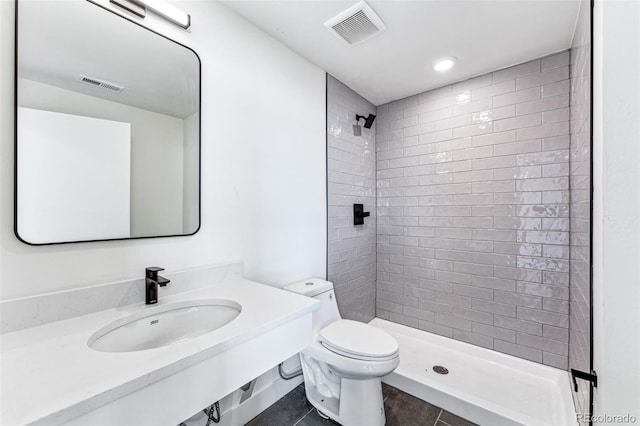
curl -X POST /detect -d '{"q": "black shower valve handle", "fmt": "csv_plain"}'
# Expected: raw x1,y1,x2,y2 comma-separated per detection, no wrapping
353,204,370,226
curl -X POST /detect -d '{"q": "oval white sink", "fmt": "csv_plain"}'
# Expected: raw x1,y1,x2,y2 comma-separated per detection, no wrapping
88,299,241,352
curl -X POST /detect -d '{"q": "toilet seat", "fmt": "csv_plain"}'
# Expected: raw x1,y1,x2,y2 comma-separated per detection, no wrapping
319,319,399,361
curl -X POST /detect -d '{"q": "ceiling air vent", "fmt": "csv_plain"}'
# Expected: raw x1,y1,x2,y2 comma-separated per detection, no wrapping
324,1,387,47
78,75,125,93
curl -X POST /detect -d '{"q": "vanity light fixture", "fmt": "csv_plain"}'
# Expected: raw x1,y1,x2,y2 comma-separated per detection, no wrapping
433,56,457,72
108,0,191,29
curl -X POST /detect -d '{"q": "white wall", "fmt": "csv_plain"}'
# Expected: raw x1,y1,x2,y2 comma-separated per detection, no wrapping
592,0,640,422
18,78,185,238
183,111,199,234
17,108,131,243
0,0,326,300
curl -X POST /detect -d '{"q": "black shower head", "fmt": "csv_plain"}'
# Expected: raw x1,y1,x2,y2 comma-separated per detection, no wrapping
356,114,377,129
364,114,376,128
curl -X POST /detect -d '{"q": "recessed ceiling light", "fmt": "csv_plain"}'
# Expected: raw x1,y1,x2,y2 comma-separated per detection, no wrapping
433,57,457,72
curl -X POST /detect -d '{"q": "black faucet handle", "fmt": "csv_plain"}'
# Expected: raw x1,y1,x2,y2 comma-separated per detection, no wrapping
146,266,164,280
144,267,170,305
353,204,371,225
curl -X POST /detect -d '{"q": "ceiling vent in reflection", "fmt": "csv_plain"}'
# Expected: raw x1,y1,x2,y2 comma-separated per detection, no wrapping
78,75,125,93
324,1,387,46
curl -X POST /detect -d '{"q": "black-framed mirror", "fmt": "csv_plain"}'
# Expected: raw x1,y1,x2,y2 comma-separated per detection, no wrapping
15,0,201,245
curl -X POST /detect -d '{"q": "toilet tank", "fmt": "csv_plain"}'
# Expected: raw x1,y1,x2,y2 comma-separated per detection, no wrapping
283,278,341,334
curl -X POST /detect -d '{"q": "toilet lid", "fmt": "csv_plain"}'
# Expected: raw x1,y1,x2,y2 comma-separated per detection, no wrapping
319,320,399,360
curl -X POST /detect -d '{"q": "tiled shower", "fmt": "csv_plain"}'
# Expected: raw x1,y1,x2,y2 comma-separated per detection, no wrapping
327,76,377,323
327,6,591,389
375,51,572,369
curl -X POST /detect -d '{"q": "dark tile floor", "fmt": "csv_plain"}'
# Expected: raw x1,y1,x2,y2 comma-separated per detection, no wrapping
246,383,477,426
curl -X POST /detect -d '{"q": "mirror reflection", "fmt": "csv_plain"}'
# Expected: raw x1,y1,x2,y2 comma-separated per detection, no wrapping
16,0,200,245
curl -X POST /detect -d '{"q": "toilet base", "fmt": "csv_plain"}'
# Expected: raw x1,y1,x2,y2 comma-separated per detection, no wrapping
304,375,386,426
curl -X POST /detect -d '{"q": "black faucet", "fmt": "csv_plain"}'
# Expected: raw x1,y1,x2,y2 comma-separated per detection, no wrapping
145,267,170,305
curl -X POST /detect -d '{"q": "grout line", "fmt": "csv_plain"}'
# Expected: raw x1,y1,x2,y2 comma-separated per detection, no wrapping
434,408,443,426
291,408,315,426
438,414,457,426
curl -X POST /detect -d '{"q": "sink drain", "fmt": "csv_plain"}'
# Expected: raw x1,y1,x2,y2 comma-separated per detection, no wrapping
432,365,449,375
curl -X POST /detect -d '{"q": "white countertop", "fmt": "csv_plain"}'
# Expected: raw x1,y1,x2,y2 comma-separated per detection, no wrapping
0,279,318,425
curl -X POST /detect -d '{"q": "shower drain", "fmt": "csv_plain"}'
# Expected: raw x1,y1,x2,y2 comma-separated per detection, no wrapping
432,365,449,375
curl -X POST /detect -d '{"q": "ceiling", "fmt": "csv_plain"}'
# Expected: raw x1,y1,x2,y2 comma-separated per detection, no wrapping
221,0,581,105
18,0,199,118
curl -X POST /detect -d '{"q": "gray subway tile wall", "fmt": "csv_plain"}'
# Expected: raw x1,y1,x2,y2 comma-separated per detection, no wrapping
375,52,572,369
327,75,377,322
569,0,592,421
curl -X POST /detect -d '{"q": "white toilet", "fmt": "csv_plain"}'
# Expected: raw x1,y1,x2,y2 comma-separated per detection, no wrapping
284,278,400,426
